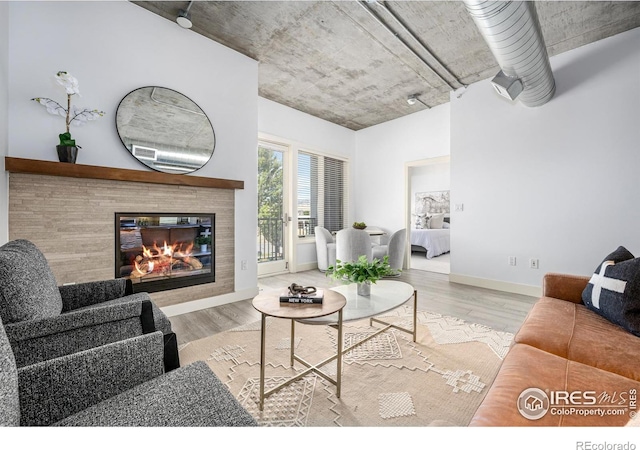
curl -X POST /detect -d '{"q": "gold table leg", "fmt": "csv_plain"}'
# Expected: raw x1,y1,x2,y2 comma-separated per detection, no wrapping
259,307,346,408
259,313,266,411
369,289,418,342
412,289,417,342
336,308,343,398
290,319,295,366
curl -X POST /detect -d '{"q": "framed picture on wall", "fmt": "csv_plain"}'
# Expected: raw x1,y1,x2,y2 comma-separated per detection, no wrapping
415,190,450,216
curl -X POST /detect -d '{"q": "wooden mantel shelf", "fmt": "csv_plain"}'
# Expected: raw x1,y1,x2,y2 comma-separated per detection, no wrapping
4,157,244,190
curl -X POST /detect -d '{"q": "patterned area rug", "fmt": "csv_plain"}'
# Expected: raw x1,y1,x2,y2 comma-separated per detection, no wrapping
179,306,513,427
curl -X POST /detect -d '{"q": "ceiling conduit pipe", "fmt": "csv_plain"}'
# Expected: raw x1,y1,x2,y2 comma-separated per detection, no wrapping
357,0,453,94
463,1,555,106
375,1,466,90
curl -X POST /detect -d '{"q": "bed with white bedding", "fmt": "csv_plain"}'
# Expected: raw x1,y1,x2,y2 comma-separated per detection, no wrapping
412,194,451,259
410,228,450,259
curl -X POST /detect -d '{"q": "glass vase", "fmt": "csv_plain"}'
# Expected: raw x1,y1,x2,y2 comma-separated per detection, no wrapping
357,280,371,296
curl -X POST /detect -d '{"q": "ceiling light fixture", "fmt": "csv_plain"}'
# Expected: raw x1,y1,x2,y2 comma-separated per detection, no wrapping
407,94,431,109
176,1,194,29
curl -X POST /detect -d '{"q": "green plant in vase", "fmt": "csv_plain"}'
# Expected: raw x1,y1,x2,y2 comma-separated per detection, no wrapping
32,71,105,163
195,235,212,252
325,254,396,296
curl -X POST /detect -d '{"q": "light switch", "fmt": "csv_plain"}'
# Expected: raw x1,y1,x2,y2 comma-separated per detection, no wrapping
454,203,464,212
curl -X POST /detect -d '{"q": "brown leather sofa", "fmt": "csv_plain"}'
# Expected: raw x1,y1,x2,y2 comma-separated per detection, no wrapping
470,273,640,426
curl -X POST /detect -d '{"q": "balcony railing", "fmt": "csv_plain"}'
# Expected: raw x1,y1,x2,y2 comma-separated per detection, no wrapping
257,216,321,263
257,217,283,263
297,217,317,237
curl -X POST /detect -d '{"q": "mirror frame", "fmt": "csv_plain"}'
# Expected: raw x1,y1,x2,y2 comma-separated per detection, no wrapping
115,86,216,174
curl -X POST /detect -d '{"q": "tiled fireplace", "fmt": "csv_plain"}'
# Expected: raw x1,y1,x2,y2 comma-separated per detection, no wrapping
6,160,241,309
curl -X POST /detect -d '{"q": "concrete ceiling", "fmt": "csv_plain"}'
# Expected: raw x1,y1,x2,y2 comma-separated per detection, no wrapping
133,1,640,130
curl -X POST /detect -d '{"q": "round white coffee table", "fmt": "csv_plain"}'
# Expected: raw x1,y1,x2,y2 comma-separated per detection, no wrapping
299,280,417,340
299,280,417,367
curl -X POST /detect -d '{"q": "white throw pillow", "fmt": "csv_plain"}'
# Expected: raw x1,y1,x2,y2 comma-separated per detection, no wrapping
428,213,445,229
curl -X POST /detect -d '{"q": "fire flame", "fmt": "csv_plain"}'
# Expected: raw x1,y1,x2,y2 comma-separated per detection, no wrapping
132,240,195,277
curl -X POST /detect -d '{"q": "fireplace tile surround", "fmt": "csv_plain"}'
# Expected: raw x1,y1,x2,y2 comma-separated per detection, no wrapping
6,158,242,309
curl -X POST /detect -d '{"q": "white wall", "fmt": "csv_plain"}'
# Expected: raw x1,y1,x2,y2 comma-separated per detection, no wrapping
0,2,8,244
354,104,451,233
258,97,355,156
7,2,259,297
258,97,355,268
450,27,640,292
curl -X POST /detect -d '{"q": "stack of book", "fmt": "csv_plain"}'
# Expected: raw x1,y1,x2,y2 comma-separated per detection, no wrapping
279,289,324,304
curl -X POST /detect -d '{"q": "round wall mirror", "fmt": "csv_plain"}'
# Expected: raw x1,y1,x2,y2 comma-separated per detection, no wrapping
115,86,215,174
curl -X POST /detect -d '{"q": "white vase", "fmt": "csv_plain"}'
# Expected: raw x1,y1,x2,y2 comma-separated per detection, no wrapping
200,244,208,252
357,281,371,296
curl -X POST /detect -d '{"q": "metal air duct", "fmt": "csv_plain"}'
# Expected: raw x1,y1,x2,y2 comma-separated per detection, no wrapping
463,1,555,106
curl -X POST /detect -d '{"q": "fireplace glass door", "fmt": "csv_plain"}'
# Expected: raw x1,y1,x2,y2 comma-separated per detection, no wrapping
115,213,215,293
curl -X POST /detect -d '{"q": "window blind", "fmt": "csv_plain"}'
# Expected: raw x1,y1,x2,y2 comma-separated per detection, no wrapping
297,151,347,237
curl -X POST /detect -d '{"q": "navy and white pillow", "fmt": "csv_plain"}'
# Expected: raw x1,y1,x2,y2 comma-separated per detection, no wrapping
582,246,640,336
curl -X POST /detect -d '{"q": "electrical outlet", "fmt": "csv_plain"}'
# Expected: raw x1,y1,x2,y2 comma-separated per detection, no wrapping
241,260,247,270
509,256,516,266
530,259,539,269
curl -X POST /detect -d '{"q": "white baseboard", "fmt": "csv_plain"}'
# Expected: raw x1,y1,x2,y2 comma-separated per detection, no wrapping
256,262,319,278
448,273,541,298
160,286,259,317
295,262,319,272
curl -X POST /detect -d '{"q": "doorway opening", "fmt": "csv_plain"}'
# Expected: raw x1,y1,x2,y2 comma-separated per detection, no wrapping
405,156,451,274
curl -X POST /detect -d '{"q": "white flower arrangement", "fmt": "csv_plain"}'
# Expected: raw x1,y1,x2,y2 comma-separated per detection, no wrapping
32,71,105,148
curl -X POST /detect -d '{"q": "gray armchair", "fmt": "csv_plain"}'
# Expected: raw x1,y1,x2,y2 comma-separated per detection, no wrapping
336,228,372,263
0,315,257,427
314,226,337,271
0,239,178,371
372,228,406,274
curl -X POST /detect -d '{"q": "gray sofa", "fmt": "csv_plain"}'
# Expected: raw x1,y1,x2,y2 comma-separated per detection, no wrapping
0,239,179,371
0,315,257,426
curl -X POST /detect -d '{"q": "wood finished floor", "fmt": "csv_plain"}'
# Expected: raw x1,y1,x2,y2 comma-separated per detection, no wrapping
168,268,538,345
